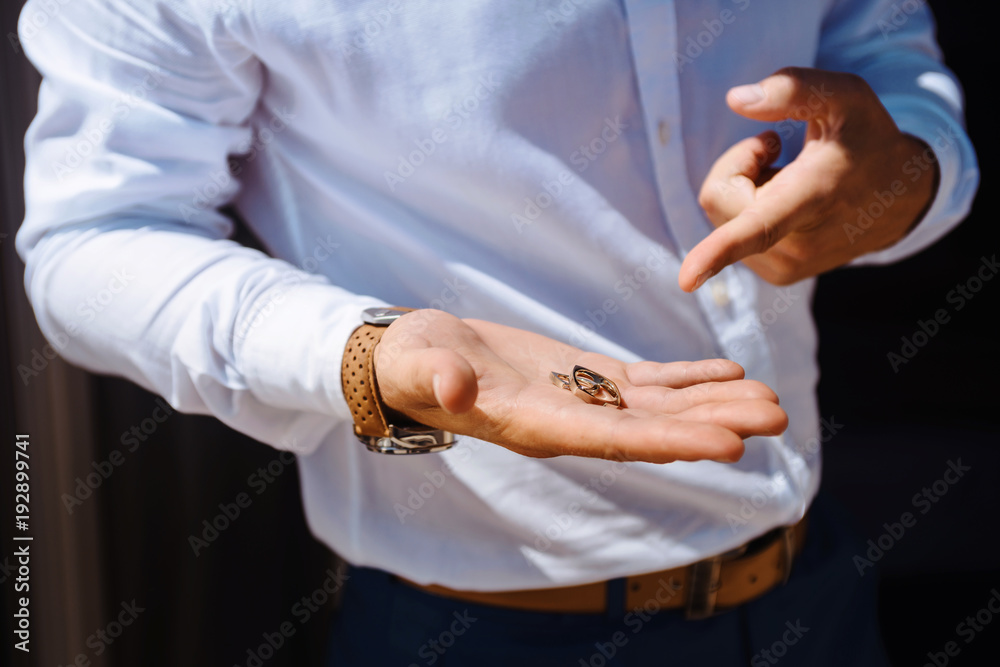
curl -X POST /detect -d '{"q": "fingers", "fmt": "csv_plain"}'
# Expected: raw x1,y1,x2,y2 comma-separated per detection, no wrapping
678,68,877,292
625,379,779,415
538,357,785,462
680,130,785,293
672,399,789,440
512,398,753,464
377,345,478,416
726,66,856,124
680,159,827,291
587,415,750,464
496,378,786,464
698,131,782,227
626,359,745,388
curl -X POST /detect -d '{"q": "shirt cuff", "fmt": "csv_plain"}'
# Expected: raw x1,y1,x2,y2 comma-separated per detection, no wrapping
234,277,389,428
851,94,979,266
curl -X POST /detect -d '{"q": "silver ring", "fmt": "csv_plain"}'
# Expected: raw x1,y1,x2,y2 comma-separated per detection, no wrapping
549,366,622,408
550,371,572,390
572,365,622,408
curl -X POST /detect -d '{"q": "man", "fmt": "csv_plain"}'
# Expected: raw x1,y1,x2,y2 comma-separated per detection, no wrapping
16,0,977,664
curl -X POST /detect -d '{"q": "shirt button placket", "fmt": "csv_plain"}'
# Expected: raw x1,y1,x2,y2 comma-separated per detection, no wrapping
711,279,730,308
657,119,670,146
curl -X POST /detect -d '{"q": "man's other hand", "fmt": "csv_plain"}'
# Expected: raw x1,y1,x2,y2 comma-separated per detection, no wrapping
679,67,938,292
372,309,788,464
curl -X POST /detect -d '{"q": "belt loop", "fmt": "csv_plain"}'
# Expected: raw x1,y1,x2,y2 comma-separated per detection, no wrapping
685,556,722,620
605,577,627,620
779,525,795,585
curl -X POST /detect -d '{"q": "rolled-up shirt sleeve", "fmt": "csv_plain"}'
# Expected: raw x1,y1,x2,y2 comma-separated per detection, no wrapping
16,0,380,454
816,0,979,265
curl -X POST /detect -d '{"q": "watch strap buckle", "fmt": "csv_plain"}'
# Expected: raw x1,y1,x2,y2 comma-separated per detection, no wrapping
362,424,456,455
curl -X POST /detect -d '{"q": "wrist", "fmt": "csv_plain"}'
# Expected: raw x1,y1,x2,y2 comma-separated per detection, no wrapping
894,134,940,241
341,307,456,454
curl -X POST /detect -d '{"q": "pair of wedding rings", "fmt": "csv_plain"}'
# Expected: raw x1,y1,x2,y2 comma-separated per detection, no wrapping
550,365,622,408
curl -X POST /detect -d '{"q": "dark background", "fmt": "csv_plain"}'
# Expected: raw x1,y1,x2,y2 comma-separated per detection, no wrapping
815,3,1000,662
1,2,997,666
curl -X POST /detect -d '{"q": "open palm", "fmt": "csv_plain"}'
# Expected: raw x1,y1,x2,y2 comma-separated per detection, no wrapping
374,310,787,464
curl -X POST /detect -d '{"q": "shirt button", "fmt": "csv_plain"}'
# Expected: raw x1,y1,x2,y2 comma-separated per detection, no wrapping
657,120,671,146
711,280,730,308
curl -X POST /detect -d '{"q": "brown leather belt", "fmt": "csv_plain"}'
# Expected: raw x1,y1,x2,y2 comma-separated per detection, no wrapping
401,516,808,620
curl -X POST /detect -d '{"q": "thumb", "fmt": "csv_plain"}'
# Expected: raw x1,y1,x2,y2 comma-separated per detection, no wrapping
726,67,845,124
378,346,478,416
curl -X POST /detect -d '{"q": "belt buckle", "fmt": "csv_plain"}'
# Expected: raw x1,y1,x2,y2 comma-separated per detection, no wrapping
685,543,745,620
684,525,796,620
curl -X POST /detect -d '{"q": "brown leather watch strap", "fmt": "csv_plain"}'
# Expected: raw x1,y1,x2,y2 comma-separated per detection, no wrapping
342,323,392,439
342,307,457,454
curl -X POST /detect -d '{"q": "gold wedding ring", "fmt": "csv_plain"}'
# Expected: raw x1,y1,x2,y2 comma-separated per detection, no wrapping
549,366,622,408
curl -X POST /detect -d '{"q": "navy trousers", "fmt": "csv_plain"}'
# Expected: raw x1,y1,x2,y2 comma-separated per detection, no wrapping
326,494,889,666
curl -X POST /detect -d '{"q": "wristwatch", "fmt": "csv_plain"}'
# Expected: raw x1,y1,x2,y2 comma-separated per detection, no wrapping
341,307,457,455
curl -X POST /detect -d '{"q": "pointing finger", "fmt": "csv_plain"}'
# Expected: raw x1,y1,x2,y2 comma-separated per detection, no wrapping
698,130,782,227
680,160,825,292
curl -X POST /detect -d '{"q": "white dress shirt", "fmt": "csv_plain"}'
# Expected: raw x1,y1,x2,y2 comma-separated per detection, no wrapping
17,0,977,590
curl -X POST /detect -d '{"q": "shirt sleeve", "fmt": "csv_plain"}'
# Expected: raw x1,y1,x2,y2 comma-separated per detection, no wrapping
15,0,383,455
815,0,979,265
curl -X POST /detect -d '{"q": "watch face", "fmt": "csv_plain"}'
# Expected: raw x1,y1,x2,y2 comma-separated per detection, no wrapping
362,306,411,326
